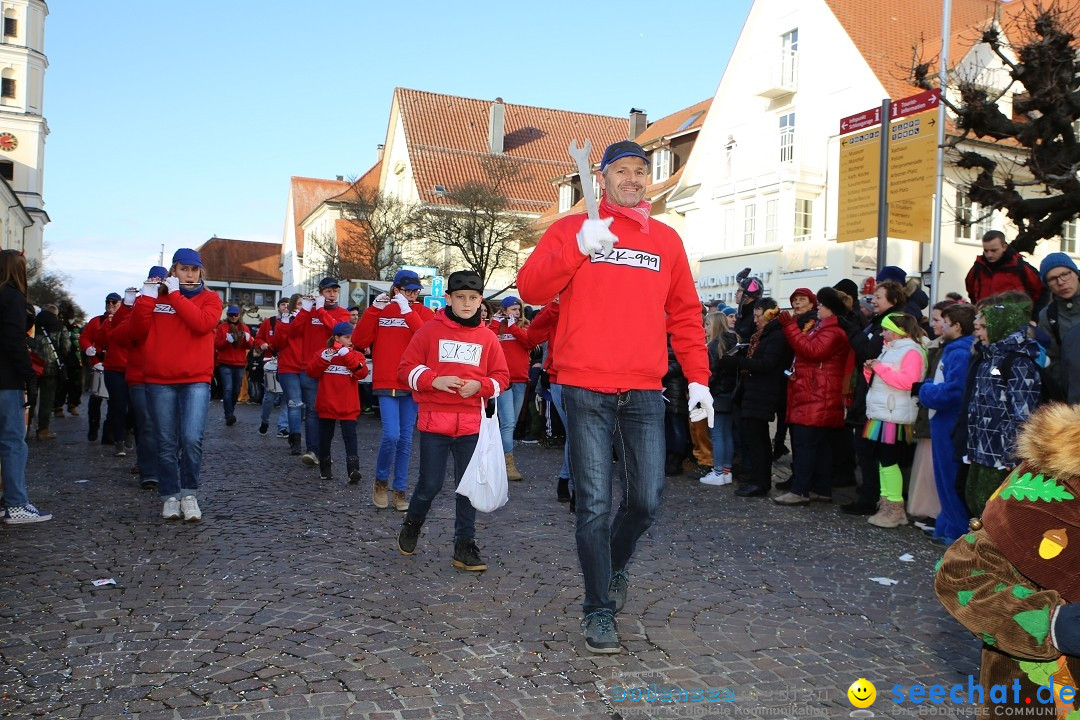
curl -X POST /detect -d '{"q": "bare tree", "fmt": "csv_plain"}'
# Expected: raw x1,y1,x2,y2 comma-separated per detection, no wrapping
337,183,420,281
27,260,85,325
303,230,343,291
913,1,1080,253
415,155,533,287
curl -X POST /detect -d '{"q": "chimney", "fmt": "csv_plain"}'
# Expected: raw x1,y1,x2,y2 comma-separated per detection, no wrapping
377,144,384,162
629,108,647,139
488,97,505,154
336,175,344,181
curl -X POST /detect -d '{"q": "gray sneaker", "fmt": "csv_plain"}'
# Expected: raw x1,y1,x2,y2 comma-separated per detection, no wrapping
609,569,629,614
582,609,621,654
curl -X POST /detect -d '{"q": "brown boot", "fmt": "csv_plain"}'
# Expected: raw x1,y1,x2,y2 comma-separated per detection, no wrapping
53,408,64,418
67,404,79,416
392,490,409,512
373,481,389,509
505,452,523,481
868,498,909,528
36,428,56,440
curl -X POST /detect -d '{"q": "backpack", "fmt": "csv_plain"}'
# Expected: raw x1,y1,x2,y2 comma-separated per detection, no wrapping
999,351,1066,406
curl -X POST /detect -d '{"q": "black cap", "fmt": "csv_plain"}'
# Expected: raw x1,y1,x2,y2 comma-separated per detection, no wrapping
318,277,340,290
447,270,483,292
600,140,649,170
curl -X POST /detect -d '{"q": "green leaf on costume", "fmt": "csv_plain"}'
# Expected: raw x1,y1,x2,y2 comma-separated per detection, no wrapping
965,533,977,544
981,633,996,646
971,570,986,576
935,558,944,572
999,472,1075,502
1012,586,1036,599
1012,606,1051,644
1018,660,1058,687
993,583,1007,593
957,590,975,606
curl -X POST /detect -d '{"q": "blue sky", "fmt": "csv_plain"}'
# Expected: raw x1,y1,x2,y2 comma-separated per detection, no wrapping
43,1,754,313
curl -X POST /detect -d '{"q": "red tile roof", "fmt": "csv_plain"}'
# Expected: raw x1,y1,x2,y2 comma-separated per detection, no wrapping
288,176,350,256
395,88,629,212
196,238,283,284
824,0,1015,102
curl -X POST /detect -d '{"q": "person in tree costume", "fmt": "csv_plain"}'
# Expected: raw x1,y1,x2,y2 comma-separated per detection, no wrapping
936,403,1080,718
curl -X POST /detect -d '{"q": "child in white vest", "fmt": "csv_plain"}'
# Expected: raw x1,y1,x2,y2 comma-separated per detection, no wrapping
862,313,927,528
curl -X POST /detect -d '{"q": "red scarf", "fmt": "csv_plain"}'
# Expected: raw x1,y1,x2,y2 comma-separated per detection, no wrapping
600,195,651,234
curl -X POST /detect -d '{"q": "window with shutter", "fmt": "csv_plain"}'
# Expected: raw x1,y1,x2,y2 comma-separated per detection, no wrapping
3,18,15,38
1,78,14,99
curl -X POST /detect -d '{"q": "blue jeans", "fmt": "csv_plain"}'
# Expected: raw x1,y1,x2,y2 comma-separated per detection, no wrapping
563,386,665,615
406,430,478,541
218,364,244,420
549,383,572,487
277,372,304,435
710,412,734,472
0,388,30,507
145,383,210,499
299,372,320,452
127,384,158,482
377,393,418,491
260,388,286,430
103,369,129,445
496,382,527,453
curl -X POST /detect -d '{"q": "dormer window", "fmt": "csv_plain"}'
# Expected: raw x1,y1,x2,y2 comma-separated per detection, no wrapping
652,147,672,183
558,183,573,213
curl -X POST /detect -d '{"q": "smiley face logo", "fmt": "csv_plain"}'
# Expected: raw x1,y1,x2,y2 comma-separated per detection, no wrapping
848,678,877,708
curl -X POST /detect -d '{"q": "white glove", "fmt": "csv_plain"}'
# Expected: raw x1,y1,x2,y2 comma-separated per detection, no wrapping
93,362,104,371
507,315,517,327
392,294,412,314
163,277,180,294
139,282,158,298
124,288,137,306
688,381,715,428
373,293,390,310
336,346,350,356
576,217,617,256
244,332,251,342
321,348,335,361
301,297,314,312
226,333,235,343
315,295,325,310
85,346,97,357
279,313,291,324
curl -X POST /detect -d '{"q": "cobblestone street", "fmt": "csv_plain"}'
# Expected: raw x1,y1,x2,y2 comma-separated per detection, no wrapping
1,401,980,719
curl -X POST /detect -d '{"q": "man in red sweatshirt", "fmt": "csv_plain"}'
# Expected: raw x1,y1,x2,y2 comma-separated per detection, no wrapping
517,140,714,655
395,270,509,572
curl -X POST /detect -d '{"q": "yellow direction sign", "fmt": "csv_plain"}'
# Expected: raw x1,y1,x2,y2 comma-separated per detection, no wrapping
837,128,880,243
887,197,934,243
887,108,937,204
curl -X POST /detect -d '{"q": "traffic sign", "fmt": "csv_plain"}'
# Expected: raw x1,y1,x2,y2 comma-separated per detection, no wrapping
839,106,881,134
424,296,446,311
430,275,444,297
837,127,881,243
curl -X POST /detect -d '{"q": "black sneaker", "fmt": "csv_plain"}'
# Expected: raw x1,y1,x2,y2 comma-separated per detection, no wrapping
772,443,790,461
452,539,487,571
557,477,571,503
258,422,268,435
774,479,792,492
226,415,237,426
841,500,878,515
582,610,620,654
276,428,289,438
288,434,302,455
609,569,629,614
398,516,423,555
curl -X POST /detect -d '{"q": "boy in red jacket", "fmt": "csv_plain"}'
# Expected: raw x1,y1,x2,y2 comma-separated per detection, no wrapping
214,305,253,427
306,321,369,483
395,270,509,572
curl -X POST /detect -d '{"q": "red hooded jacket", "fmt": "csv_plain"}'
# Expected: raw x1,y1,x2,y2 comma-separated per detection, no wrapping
281,304,351,373
127,287,223,384
215,320,253,367
353,300,434,392
397,310,509,436
488,318,533,383
104,303,145,385
305,347,369,420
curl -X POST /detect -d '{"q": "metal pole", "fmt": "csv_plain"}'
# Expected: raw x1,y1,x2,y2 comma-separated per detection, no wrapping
929,0,952,307
877,98,892,271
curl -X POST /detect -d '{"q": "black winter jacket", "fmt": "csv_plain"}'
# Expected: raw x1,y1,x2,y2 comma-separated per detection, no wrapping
729,320,793,421
0,285,33,390
707,332,740,413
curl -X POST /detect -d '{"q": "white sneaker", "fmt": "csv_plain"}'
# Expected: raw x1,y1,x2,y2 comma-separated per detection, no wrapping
301,450,318,466
700,470,733,486
180,495,202,522
162,497,181,520
3,503,52,524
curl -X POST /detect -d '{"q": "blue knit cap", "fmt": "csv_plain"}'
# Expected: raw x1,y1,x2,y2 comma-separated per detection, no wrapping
1039,252,1080,284
876,265,907,285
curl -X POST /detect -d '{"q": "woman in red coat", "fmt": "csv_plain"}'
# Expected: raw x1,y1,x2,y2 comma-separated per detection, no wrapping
774,287,854,505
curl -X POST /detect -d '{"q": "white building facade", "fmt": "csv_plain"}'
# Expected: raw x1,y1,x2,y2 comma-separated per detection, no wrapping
0,0,47,266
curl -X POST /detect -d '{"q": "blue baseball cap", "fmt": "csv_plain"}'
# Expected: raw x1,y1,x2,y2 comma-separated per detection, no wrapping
148,265,167,279
332,320,354,336
500,296,520,309
171,248,203,268
226,305,240,315
105,292,122,303
600,140,649,170
393,270,422,290
318,277,340,290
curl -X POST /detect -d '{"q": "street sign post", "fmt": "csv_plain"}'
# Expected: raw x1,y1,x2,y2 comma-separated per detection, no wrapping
424,296,446,311
430,275,444,298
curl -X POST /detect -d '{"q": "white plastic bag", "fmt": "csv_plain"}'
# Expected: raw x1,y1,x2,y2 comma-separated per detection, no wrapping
456,402,508,512
90,367,108,399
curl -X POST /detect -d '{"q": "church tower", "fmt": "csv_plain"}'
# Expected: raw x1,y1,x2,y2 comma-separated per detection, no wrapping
0,0,48,266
